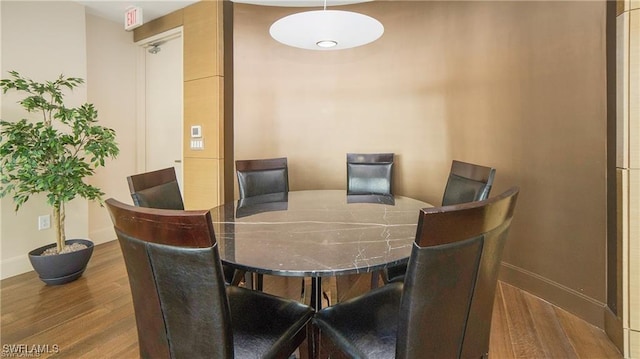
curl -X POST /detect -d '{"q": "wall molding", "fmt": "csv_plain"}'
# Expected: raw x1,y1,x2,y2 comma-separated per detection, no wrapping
500,262,606,328
605,307,625,354
1,255,35,280
0,234,113,280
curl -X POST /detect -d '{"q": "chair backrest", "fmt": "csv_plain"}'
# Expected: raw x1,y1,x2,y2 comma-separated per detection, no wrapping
346,153,394,195
396,187,519,359
105,199,233,359
441,160,496,206
127,167,184,210
236,157,288,199
236,192,289,218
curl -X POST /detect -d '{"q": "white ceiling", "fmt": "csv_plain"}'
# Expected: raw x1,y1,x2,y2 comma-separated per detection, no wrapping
77,0,199,24
231,0,372,6
78,0,372,25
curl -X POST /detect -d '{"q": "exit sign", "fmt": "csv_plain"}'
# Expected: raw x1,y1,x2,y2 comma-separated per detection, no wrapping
124,6,143,31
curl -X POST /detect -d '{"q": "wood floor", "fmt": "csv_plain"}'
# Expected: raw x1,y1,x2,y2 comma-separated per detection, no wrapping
1,241,622,358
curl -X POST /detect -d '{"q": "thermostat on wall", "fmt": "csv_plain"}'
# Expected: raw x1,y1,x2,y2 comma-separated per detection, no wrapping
191,125,202,138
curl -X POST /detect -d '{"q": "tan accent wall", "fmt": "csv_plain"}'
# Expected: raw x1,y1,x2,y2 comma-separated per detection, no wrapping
130,0,617,333
234,1,609,326
617,0,640,355
184,77,224,159
134,0,226,210
630,170,640,355
133,11,183,42
183,1,225,209
184,1,223,81
183,158,223,209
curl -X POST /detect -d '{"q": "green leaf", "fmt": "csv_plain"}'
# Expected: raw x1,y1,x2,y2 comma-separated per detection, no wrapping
1,71,119,245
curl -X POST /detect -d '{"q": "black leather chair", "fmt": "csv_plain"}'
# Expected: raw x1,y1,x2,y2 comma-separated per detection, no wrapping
236,192,289,218
235,157,289,290
346,153,394,288
127,167,184,210
383,160,497,284
346,153,394,195
442,160,496,206
127,167,240,285
236,157,288,199
106,198,314,359
313,187,519,359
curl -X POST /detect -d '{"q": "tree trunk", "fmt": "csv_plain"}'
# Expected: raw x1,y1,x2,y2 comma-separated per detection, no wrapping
53,202,66,252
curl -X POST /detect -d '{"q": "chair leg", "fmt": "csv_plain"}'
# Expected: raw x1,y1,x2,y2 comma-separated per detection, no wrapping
256,273,264,291
322,291,331,307
243,272,254,289
230,269,246,286
243,272,265,291
309,322,320,359
370,270,381,289
382,270,391,284
302,277,332,307
300,278,307,301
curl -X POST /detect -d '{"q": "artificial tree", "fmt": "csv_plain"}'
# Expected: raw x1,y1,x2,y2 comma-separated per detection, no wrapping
0,71,119,253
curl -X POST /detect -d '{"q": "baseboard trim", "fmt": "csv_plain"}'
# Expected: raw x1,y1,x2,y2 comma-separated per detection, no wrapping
0,229,116,280
88,226,116,245
1,254,34,280
604,307,624,354
499,262,606,328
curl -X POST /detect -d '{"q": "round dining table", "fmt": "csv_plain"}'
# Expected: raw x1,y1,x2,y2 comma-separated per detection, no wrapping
209,189,431,311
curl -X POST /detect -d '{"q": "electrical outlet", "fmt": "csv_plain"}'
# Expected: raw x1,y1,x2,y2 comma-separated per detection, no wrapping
38,215,51,230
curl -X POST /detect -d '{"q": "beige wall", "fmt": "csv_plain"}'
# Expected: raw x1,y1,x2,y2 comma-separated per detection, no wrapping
234,1,609,325
1,1,89,279
85,14,138,244
0,3,137,279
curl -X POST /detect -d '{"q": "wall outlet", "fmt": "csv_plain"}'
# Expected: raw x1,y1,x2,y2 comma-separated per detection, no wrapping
38,215,51,230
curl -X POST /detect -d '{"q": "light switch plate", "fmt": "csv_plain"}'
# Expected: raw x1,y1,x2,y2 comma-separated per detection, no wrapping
190,139,204,150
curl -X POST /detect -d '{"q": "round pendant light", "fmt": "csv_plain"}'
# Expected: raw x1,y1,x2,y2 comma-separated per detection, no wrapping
269,9,384,50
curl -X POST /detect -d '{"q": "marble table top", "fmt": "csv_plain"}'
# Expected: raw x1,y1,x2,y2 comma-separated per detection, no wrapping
210,190,431,277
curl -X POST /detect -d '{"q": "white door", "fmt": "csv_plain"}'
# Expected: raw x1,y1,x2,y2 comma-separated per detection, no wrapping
141,31,183,190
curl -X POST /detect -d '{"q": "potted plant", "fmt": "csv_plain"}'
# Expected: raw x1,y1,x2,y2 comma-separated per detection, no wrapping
0,71,119,285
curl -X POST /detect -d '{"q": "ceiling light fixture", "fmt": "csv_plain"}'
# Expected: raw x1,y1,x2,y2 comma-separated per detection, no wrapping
316,40,338,48
269,1,383,50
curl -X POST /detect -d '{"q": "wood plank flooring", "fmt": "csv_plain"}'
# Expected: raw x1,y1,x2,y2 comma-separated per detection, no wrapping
1,241,622,358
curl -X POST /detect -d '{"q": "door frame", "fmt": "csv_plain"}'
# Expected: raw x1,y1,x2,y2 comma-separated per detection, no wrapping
134,27,184,179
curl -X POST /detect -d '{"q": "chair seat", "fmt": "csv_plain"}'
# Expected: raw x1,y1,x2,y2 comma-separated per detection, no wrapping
380,160,496,287
316,188,519,359
127,167,242,287
228,286,313,358
314,283,403,359
108,198,313,359
384,264,407,283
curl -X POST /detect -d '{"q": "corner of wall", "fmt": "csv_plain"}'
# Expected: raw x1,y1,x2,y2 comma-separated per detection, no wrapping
605,307,625,354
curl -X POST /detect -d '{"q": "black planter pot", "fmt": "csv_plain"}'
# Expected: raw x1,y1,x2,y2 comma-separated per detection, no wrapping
28,239,94,285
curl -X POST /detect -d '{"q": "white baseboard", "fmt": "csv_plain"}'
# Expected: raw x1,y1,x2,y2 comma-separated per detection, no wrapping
500,261,606,328
89,226,117,245
0,227,116,280
1,254,34,280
